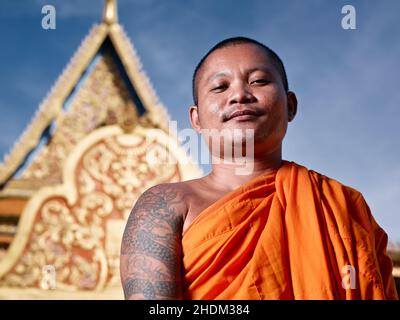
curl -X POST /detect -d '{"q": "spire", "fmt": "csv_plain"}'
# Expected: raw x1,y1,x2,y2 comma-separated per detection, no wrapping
102,0,118,25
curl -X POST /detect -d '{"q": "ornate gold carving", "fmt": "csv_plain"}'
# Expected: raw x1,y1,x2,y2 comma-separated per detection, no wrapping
103,0,118,25
0,126,201,293
0,10,173,186
0,24,107,185
0,225,17,234
19,52,139,184
0,0,203,298
108,25,172,132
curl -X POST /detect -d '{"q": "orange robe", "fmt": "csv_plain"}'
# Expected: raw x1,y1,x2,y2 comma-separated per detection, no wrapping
182,161,398,299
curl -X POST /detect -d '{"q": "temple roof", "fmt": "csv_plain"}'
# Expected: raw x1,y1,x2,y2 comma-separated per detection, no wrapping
0,0,174,191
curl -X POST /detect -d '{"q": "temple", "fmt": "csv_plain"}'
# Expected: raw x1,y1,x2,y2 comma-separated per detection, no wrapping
0,0,201,299
0,0,398,299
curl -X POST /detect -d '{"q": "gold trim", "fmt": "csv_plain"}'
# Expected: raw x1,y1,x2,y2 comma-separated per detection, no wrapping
0,24,108,185
0,125,201,281
103,0,118,25
0,8,175,185
0,189,35,199
108,24,172,132
0,286,124,300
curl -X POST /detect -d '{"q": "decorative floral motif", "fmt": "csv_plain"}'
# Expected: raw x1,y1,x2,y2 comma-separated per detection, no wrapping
0,129,181,290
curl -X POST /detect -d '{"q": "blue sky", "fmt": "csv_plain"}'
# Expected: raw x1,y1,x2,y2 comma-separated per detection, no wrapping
0,0,399,243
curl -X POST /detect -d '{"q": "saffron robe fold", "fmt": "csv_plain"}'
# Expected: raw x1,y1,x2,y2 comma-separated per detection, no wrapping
182,161,398,300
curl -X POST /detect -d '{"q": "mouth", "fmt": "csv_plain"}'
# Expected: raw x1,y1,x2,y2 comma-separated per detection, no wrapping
226,109,264,121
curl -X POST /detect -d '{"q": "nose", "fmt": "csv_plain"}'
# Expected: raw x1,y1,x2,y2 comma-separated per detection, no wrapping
228,83,256,105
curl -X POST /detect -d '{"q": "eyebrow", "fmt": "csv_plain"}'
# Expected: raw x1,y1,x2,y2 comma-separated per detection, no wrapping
205,72,229,83
246,66,274,75
205,66,275,84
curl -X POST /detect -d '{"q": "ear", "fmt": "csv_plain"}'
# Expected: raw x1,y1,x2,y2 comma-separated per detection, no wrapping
287,91,298,122
189,105,202,133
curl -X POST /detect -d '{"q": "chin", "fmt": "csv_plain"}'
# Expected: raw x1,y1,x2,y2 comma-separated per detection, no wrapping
224,120,261,132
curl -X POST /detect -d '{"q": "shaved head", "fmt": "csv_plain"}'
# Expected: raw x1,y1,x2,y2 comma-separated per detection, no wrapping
192,37,289,105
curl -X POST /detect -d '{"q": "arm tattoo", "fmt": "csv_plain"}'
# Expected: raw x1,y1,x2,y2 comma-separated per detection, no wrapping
123,279,177,300
120,184,186,300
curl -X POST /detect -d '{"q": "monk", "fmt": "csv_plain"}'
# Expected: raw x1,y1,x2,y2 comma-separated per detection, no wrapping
120,37,398,300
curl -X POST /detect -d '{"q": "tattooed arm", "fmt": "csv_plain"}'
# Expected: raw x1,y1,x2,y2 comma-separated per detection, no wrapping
120,184,187,300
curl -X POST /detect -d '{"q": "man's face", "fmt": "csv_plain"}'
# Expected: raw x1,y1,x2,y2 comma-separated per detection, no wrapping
190,43,296,157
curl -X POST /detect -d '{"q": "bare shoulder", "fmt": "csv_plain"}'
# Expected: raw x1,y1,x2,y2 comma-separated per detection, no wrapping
137,182,190,218
121,182,190,253
143,179,207,209
120,182,191,299
121,180,204,254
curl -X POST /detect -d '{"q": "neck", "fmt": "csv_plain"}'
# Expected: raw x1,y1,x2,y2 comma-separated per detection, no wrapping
204,146,283,192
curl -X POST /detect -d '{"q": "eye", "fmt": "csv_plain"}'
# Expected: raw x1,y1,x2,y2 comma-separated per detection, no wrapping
211,84,228,92
250,79,269,85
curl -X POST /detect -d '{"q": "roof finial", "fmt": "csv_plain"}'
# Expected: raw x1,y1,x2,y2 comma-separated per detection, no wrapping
103,0,118,24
